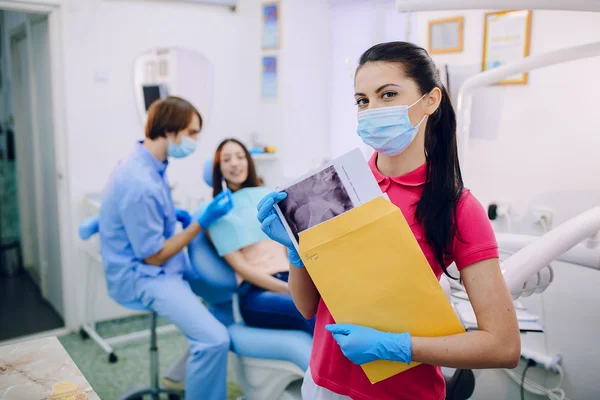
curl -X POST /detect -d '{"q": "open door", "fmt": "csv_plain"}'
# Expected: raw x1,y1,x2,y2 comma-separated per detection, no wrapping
9,15,64,317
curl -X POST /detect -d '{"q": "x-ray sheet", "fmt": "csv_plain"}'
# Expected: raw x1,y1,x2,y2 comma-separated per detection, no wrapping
274,148,385,251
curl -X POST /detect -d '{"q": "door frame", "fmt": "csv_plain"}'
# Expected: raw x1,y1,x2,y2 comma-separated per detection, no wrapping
1,0,76,329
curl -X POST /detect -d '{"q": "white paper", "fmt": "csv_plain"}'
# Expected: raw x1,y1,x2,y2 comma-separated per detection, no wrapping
274,148,384,251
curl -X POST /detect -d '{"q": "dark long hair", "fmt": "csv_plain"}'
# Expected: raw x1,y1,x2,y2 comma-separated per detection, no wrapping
358,42,464,279
211,138,261,198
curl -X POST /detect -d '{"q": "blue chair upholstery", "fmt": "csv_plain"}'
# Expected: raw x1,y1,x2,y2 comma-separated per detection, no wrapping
187,231,312,371
229,324,312,371
187,229,237,311
203,158,214,188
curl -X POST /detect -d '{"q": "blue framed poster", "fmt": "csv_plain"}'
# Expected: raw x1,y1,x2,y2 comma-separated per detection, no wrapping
262,2,280,49
261,55,277,98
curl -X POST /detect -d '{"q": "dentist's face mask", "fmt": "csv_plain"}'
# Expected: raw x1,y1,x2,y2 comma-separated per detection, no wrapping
168,135,198,159
357,93,427,156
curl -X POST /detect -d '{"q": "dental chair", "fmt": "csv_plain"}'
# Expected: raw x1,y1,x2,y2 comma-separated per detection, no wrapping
185,159,312,400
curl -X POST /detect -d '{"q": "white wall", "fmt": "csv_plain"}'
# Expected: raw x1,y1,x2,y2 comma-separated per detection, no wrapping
278,0,331,179
60,0,264,209
415,9,600,400
329,0,417,161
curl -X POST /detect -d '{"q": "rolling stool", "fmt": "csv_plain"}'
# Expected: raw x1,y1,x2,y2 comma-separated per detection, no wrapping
118,309,183,400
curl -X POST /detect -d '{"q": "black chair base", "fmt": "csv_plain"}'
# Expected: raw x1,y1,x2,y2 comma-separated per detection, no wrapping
118,312,184,400
445,369,475,400
119,387,183,400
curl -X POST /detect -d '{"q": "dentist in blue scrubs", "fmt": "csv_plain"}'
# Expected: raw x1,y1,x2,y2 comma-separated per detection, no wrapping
99,96,233,399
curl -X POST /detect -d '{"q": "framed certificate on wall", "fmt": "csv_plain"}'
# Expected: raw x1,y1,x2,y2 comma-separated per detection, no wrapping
482,10,533,85
428,16,464,54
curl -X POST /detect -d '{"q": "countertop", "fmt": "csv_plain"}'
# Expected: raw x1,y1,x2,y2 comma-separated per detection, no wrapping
0,336,99,399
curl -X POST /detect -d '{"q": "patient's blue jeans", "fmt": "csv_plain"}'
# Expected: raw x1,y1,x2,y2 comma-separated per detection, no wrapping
238,272,316,335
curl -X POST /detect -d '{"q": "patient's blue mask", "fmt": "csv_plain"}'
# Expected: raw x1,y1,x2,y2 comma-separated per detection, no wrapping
357,94,427,156
168,135,197,159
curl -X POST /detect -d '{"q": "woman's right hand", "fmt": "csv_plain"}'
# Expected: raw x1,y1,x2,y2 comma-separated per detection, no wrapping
257,192,304,267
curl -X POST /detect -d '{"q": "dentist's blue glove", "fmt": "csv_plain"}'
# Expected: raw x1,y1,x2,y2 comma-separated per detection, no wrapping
175,209,192,229
198,188,234,229
326,324,412,365
257,192,304,267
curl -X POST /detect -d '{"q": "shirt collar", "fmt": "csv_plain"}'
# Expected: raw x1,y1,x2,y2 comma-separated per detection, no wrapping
368,152,427,187
137,140,168,176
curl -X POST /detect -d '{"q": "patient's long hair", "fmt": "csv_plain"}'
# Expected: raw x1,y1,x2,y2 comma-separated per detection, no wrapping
212,138,262,198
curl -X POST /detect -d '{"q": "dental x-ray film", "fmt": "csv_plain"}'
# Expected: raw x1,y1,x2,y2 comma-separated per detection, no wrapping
274,148,385,251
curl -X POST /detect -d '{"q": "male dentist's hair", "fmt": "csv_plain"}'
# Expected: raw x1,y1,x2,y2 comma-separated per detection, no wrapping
145,96,202,140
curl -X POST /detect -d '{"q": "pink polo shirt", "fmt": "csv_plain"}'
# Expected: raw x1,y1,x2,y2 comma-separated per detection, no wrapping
309,153,499,400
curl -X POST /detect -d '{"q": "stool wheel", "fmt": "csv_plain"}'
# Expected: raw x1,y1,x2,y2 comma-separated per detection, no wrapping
108,352,118,363
79,328,89,340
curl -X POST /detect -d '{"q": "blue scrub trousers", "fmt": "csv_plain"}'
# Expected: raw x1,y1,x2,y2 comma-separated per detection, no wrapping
238,272,316,335
136,273,229,400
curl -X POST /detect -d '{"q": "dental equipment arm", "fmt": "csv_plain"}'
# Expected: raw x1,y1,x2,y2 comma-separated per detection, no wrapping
500,207,600,299
454,41,600,173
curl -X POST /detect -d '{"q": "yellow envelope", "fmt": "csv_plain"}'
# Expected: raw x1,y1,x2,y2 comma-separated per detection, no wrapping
299,196,465,384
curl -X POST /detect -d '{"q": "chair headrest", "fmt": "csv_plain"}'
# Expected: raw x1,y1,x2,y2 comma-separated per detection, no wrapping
203,158,213,187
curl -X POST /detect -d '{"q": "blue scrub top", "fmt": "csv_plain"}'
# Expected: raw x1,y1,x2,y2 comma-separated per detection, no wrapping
99,142,190,305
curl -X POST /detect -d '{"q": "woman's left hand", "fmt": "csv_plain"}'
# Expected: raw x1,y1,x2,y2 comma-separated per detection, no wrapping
326,324,412,365
198,188,234,229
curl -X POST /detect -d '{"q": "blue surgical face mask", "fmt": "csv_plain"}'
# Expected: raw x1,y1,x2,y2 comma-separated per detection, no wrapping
357,94,427,156
168,135,197,159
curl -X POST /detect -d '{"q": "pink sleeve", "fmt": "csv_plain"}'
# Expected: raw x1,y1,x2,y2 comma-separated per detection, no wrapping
452,190,499,270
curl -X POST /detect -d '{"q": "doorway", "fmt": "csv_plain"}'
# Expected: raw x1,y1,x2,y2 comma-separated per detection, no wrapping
0,9,64,341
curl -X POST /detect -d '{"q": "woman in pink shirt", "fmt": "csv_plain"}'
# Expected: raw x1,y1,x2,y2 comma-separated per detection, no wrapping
257,42,520,400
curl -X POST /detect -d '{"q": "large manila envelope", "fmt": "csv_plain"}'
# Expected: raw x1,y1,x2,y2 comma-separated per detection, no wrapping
298,196,465,384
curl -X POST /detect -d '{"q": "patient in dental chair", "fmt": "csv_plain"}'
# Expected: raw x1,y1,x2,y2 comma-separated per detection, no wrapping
206,138,315,335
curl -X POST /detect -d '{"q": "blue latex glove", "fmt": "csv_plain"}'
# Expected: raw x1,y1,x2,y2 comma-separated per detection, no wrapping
326,324,412,366
175,209,192,229
198,189,234,229
256,191,304,267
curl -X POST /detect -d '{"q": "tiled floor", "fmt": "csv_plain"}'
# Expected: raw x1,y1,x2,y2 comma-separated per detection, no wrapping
58,314,243,400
